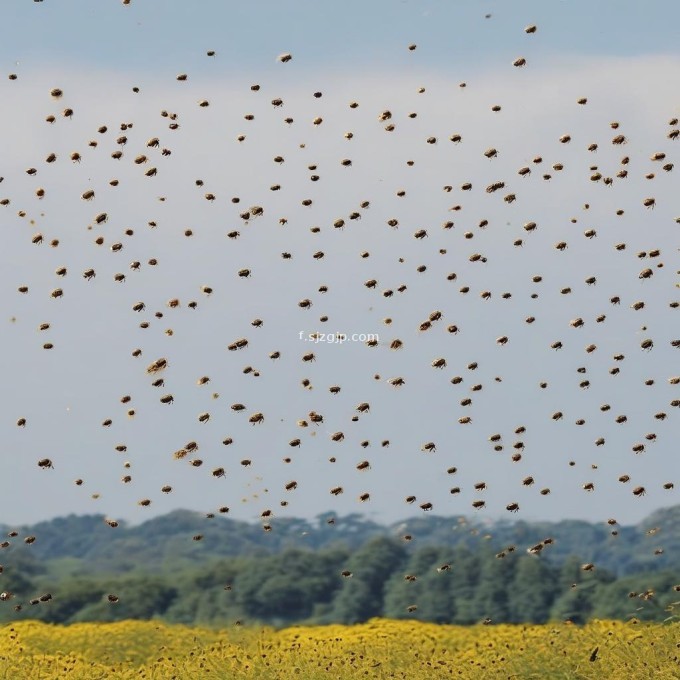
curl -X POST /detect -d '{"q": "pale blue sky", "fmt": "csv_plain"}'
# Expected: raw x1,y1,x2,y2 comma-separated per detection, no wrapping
0,0,678,530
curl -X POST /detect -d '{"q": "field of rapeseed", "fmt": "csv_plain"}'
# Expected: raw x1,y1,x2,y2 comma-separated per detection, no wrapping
0,618,677,679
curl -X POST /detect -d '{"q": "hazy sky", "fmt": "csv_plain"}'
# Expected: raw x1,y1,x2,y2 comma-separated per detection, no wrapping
0,0,678,529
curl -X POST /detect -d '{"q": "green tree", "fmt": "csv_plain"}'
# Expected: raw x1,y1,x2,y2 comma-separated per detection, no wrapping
508,556,557,623
473,552,515,623
449,547,482,624
332,537,407,623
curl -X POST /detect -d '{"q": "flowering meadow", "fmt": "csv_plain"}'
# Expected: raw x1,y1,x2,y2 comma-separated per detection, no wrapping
0,618,677,679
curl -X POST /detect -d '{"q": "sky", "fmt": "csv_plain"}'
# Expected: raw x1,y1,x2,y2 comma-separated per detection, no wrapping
0,0,678,530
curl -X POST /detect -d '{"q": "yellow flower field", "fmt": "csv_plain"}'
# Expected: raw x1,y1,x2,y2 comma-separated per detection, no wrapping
0,618,678,679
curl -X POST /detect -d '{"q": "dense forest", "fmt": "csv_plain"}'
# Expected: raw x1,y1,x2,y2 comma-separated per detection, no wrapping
1,506,678,626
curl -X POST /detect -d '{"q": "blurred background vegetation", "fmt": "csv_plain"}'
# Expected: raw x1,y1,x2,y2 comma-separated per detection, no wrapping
1,505,678,627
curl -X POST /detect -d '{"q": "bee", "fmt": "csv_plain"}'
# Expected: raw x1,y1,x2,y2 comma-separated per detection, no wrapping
420,502,433,511
249,412,264,425
486,181,505,193
330,432,344,442
330,486,344,496
632,486,646,497
37,458,54,469
471,500,486,509
146,358,167,374
431,358,446,369
421,442,436,453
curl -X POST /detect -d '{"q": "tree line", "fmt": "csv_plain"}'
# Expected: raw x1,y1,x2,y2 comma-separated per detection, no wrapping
2,536,677,627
